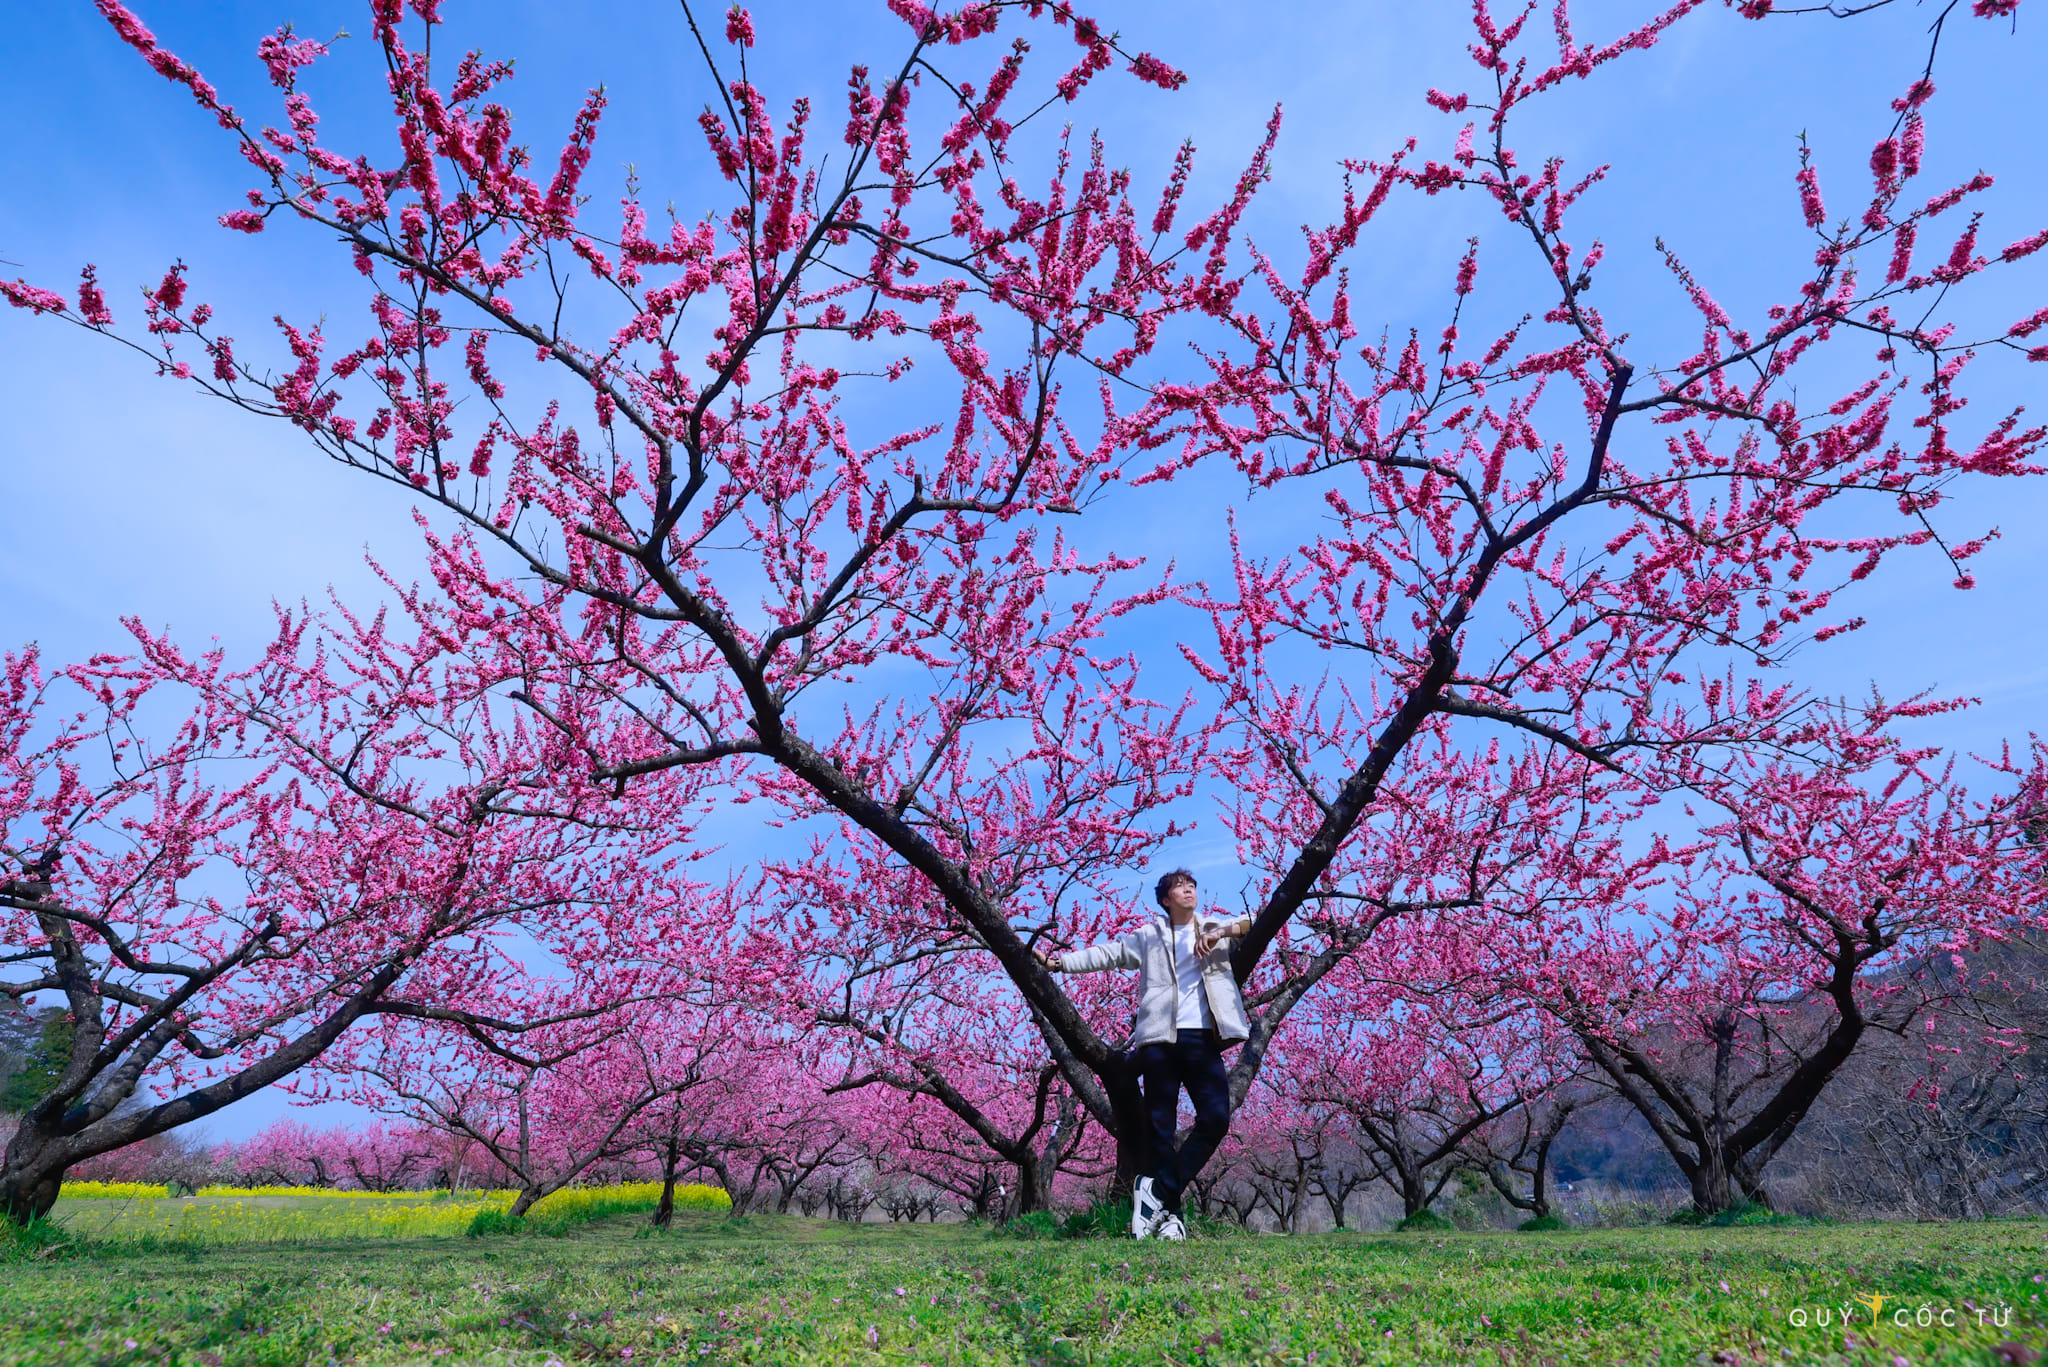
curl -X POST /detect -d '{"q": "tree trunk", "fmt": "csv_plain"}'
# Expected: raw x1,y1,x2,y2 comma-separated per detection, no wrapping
0,1119,68,1225
968,1171,1000,1221
1733,1159,1773,1211
652,1139,681,1229
685,1147,744,1212
1011,1151,1050,1215
1398,1166,1428,1219
1689,1148,1735,1217
1685,1128,1773,1216
1485,1141,1560,1220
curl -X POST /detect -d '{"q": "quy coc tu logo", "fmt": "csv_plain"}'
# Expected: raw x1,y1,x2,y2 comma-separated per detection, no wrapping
1787,1291,2012,1330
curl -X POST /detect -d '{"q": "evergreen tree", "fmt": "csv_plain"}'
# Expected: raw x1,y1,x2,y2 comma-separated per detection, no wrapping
0,1013,72,1116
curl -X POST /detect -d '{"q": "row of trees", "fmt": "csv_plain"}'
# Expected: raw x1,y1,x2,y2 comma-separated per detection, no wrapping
5,0,2047,1223
7,640,2044,1220
40,920,2048,1229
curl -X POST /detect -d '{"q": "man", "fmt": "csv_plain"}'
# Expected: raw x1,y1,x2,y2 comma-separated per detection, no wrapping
1036,869,1253,1241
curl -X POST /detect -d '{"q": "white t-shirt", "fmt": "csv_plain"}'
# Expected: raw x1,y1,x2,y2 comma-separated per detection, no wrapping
1172,920,1216,1029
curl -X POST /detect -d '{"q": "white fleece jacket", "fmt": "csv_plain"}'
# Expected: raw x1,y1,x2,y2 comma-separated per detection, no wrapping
1058,914,1251,1046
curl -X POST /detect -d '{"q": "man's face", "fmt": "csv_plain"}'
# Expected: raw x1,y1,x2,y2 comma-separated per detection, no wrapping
1162,878,1198,916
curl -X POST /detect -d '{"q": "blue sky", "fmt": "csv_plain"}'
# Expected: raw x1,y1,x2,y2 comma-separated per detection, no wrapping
3,0,2044,1140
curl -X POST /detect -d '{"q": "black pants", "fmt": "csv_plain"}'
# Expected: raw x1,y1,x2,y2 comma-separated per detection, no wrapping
1137,1028,1232,1214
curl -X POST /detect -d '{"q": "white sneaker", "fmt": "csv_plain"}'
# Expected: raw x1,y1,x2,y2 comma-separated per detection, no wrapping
1156,1213,1187,1242
1131,1177,1165,1239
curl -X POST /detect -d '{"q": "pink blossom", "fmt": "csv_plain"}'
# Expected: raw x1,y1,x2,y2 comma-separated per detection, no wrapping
256,28,327,90
2010,306,2048,339
1795,164,1827,229
1886,222,1917,283
1127,53,1185,90
1893,78,1937,113
1455,239,1480,295
94,0,235,130
75,265,113,325
0,279,68,314
2000,228,2048,263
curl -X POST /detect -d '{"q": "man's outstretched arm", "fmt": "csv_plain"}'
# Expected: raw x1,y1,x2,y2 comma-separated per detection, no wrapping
1037,937,1139,973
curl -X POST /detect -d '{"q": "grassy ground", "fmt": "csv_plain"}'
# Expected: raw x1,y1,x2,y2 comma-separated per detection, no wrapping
3,1201,2045,1365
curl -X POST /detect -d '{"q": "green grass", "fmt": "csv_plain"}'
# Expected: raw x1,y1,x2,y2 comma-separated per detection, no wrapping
2,1204,2044,1364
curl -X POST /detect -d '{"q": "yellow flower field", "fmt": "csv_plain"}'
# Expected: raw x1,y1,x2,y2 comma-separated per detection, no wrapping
50,1179,730,1242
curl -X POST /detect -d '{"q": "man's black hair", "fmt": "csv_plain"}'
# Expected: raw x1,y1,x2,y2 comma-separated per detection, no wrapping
1153,868,1197,908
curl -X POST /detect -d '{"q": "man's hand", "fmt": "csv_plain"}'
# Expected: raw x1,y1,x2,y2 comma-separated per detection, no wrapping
1034,944,1063,972
1195,919,1249,957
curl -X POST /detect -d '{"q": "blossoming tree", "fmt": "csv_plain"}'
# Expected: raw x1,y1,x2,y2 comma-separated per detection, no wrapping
1500,697,2048,1213
0,608,718,1222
